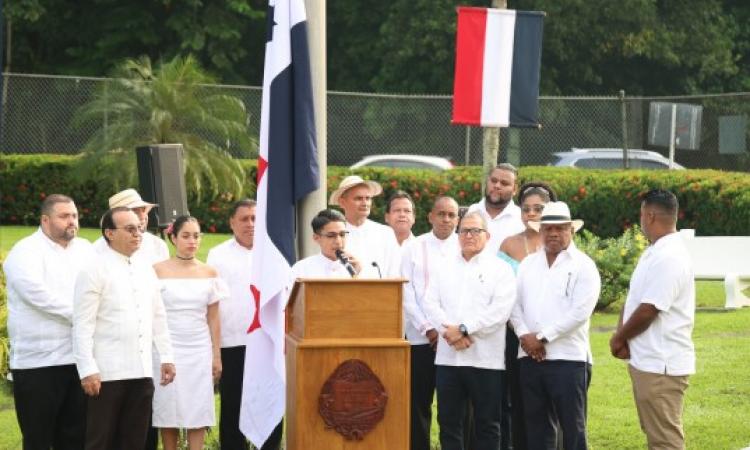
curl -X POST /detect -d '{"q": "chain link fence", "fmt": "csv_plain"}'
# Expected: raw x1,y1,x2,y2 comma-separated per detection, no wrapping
1,73,749,171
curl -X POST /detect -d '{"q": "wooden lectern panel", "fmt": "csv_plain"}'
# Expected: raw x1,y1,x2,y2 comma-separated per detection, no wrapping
286,336,410,450
285,279,410,450
287,279,405,340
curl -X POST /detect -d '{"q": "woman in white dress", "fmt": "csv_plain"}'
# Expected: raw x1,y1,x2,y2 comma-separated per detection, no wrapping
152,215,227,450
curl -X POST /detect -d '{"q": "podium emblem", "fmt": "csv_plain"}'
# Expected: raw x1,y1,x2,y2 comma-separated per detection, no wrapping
318,359,388,440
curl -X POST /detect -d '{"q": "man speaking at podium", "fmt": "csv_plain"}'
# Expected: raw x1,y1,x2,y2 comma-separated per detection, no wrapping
291,209,363,280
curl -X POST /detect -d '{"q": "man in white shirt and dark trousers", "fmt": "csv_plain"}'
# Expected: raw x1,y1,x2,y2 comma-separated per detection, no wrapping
401,196,460,450
74,207,175,450
610,189,695,450
4,194,93,450
92,189,169,450
207,199,283,450
424,211,517,450
511,202,601,450
329,175,402,278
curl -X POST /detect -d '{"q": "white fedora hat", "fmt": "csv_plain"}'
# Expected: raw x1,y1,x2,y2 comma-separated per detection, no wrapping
108,188,157,209
328,175,383,206
528,201,584,232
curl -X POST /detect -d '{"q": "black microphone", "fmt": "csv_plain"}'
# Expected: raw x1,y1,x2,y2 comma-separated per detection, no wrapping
371,261,383,279
335,249,357,277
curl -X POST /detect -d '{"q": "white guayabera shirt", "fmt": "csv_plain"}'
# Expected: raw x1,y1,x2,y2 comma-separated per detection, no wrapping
73,245,174,381
4,228,94,369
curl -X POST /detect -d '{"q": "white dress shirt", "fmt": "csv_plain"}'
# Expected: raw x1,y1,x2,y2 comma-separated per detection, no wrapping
73,245,174,381
468,199,525,255
624,232,695,376
401,232,459,345
423,251,517,370
206,238,254,348
290,253,355,280
344,219,402,278
93,231,169,265
511,242,601,363
3,229,94,369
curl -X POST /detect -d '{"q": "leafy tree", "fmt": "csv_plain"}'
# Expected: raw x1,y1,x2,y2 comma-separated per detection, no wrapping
5,0,267,84
73,54,255,200
512,0,739,95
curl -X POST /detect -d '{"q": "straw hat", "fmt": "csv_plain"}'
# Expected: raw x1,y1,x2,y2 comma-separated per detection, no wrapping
328,175,383,206
528,201,584,232
108,188,157,209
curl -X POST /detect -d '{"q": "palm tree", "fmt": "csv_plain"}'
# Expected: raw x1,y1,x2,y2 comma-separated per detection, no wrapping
74,54,256,200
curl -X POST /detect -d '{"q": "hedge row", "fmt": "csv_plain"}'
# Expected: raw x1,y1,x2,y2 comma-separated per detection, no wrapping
2,154,750,238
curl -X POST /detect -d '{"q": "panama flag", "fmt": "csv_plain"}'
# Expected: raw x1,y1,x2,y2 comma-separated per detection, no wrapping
239,0,319,446
452,7,544,128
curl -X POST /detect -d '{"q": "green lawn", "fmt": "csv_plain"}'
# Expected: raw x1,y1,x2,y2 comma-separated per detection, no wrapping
1,226,749,449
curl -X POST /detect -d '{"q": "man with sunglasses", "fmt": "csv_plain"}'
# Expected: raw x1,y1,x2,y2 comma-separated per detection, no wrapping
290,209,362,279
73,207,175,450
423,211,517,450
92,189,169,266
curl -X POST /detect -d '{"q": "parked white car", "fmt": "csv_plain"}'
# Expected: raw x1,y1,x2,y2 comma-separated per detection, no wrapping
350,154,454,171
550,148,685,170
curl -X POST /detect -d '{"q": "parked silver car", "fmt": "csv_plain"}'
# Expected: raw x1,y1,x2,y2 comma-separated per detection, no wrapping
350,154,454,171
550,148,685,170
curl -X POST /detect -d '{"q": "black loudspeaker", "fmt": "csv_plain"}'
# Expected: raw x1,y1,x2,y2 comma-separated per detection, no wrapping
136,144,189,229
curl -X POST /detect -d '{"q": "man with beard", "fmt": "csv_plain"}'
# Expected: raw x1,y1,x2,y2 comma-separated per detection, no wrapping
468,163,525,255
4,194,94,450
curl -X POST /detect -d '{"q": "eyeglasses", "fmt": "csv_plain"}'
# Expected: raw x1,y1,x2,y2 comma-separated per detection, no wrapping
318,231,350,239
457,227,486,237
522,205,545,214
112,225,143,236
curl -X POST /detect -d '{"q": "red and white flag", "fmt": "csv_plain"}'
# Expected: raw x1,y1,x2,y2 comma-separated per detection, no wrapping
239,0,319,446
452,7,544,128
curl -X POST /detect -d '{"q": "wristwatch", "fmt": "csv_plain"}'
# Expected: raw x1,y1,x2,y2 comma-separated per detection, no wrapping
535,332,548,344
459,324,469,337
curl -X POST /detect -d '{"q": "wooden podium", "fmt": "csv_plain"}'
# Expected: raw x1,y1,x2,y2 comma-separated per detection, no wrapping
285,279,410,450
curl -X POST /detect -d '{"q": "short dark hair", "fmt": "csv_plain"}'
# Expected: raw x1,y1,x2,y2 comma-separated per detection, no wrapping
642,189,679,217
230,199,256,218
385,190,414,213
518,181,557,204
488,163,518,178
100,206,132,243
167,215,200,245
40,194,74,216
311,209,346,234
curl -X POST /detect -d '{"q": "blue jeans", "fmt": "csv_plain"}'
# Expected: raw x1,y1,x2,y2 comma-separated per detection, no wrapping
436,365,505,450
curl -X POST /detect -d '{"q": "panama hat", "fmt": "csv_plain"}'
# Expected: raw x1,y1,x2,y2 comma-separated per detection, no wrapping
108,188,157,209
328,175,383,206
528,201,584,232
